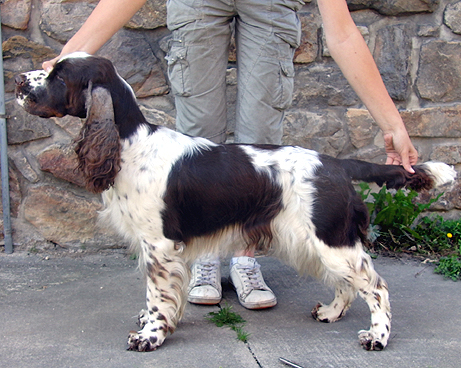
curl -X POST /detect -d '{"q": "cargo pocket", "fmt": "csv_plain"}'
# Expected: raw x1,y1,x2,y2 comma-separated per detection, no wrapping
165,44,192,97
271,60,295,111
167,0,202,31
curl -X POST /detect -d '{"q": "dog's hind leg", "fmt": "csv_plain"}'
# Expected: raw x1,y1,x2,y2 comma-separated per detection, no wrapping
127,239,189,352
356,275,391,351
312,243,391,351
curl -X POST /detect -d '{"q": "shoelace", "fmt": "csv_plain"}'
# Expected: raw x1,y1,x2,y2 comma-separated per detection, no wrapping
193,262,219,287
235,263,269,298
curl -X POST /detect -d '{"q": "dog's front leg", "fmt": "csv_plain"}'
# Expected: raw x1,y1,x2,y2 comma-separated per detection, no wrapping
311,281,357,323
127,239,188,352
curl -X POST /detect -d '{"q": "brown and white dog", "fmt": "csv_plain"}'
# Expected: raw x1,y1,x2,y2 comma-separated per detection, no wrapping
15,53,456,351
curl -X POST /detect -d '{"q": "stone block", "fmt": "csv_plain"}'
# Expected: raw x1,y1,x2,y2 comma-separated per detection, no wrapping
9,148,40,183
373,24,413,101
126,0,167,29
2,36,57,93
345,145,387,163
346,108,380,149
98,31,169,97
0,0,31,30
417,178,460,211
37,145,86,187
429,143,461,164
51,116,83,139
6,101,52,144
293,64,359,108
416,40,461,103
417,24,440,37
444,1,461,35
447,180,461,210
294,13,319,64
40,1,96,43
138,106,176,131
347,0,439,16
23,185,115,248
401,106,461,138
283,109,347,156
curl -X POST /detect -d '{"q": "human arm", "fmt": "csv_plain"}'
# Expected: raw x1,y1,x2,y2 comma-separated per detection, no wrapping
43,0,147,72
317,0,418,173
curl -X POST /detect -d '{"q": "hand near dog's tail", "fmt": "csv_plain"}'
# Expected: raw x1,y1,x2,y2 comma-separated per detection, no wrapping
383,132,418,174
339,159,456,192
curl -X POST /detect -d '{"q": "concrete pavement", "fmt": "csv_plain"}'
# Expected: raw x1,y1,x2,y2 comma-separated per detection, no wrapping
1,251,460,368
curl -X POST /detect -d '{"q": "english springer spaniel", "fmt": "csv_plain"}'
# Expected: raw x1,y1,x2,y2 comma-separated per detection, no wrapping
15,53,456,352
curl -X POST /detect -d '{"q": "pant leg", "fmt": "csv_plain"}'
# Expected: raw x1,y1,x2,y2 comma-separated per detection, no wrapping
166,0,235,143
234,0,303,144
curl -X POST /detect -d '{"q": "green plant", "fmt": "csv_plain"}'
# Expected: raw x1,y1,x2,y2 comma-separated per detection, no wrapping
359,183,440,231
434,247,461,281
232,325,250,343
358,183,441,251
207,304,250,343
358,183,461,281
207,304,245,326
413,216,461,256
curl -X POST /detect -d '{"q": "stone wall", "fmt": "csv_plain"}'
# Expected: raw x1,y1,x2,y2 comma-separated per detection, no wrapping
1,0,460,252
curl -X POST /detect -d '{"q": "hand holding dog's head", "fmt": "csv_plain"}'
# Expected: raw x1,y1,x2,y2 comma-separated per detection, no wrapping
15,52,118,119
16,53,122,194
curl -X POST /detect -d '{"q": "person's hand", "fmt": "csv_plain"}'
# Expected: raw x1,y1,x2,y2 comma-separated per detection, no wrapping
43,56,61,73
384,131,418,174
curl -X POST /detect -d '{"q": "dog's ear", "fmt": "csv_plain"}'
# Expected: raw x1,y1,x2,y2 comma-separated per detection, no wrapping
75,85,121,193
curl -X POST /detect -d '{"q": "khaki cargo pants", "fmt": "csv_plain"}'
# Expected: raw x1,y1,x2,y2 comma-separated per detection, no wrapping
166,0,304,144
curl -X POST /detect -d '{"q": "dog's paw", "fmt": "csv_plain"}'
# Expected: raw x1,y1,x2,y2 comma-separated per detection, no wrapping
311,303,329,322
127,330,165,352
137,309,149,329
358,330,387,351
311,302,348,323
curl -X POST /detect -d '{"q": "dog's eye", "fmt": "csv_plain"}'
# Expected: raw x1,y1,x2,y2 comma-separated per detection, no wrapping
56,75,66,86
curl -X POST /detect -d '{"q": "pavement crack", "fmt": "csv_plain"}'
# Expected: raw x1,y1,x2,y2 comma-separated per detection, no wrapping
245,342,263,368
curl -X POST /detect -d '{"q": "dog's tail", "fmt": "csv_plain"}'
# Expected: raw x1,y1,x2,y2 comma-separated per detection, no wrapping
338,159,457,191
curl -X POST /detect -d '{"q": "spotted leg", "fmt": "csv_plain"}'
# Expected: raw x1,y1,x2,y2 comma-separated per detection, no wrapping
311,245,391,351
127,239,189,352
356,275,391,351
311,281,357,323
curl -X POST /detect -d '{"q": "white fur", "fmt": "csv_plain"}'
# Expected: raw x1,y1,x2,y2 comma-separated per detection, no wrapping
58,51,92,62
15,70,48,106
100,125,214,248
420,161,457,187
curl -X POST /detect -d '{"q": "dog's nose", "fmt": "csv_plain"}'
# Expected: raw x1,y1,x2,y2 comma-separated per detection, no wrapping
15,74,27,86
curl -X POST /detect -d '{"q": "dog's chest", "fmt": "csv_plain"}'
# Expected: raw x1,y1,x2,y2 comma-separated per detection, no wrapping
101,158,167,240
99,126,199,238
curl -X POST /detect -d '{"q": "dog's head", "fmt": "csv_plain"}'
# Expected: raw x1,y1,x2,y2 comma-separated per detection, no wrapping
15,52,124,119
15,53,128,194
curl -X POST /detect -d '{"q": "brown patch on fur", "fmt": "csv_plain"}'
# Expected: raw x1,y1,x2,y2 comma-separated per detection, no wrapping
74,87,121,193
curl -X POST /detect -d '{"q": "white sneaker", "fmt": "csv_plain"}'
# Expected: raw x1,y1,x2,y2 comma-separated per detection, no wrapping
229,256,277,310
188,258,222,305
